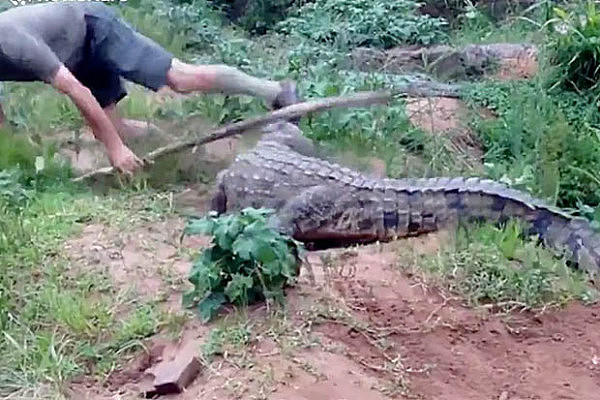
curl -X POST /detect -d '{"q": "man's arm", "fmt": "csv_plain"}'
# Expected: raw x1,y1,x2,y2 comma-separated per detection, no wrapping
0,30,142,174
50,65,143,174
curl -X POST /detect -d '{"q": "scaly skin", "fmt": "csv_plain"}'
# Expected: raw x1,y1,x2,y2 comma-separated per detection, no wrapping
210,122,600,277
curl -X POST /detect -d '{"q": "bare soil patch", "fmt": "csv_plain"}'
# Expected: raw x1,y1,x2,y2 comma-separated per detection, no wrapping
65,219,600,399
63,217,199,309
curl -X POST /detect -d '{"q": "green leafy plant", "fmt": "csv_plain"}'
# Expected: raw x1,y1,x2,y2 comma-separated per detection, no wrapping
277,0,448,49
182,208,303,322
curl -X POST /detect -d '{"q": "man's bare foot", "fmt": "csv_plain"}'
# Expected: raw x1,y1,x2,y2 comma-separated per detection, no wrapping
271,80,302,124
271,80,300,110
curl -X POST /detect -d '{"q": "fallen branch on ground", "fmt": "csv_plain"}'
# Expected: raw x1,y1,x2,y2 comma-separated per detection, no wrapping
72,85,459,183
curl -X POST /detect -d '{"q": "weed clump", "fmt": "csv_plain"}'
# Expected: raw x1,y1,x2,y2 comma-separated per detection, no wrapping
545,1,600,96
182,208,303,322
407,220,597,311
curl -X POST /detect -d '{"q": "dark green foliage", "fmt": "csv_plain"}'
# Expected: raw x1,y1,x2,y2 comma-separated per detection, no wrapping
213,0,298,34
182,208,303,322
277,0,448,49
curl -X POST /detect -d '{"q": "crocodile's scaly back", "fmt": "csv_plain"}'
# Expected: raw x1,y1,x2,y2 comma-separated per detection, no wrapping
211,122,600,277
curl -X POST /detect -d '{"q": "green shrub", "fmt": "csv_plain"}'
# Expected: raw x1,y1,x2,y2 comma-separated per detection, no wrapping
277,0,448,49
182,208,303,322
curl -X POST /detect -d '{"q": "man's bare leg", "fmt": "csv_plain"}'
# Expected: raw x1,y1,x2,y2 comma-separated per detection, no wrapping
164,59,298,109
103,59,299,140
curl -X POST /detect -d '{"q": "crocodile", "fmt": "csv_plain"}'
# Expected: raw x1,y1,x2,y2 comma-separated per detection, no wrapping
209,121,600,278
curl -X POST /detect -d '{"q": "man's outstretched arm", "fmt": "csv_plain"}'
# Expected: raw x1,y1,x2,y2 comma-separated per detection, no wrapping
50,65,143,174
0,29,142,174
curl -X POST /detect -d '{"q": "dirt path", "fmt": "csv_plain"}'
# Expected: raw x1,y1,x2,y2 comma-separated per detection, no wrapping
65,220,600,400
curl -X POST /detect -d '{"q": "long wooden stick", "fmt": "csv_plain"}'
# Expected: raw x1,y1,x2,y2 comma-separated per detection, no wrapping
71,90,394,183
71,82,462,183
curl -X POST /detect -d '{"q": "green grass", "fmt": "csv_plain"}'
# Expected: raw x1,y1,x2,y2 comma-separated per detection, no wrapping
447,0,547,46
201,317,254,363
0,126,184,396
401,220,598,312
463,78,600,209
0,183,186,396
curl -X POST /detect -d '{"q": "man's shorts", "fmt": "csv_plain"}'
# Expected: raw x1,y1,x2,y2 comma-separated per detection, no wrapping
73,4,174,108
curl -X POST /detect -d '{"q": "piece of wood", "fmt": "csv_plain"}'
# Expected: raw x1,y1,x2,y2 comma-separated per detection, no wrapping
71,84,461,183
72,90,393,183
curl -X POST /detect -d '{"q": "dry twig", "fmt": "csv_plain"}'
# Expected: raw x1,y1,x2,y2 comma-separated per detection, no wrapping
71,90,393,183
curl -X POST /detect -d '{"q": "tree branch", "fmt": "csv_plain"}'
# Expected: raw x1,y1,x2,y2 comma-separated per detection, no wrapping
72,84,460,183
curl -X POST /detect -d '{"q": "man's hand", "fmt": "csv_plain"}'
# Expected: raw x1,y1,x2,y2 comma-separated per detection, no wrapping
107,142,144,175
50,65,143,175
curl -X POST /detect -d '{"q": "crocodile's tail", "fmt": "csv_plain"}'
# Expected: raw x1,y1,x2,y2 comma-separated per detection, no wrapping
385,177,600,277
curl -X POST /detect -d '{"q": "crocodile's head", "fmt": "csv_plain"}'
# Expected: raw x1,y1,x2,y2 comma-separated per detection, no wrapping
261,121,317,157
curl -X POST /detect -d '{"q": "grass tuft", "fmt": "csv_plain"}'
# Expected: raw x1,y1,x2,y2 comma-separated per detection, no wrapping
402,220,598,312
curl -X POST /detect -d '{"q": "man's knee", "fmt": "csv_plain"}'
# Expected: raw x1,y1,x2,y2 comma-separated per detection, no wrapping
165,59,217,92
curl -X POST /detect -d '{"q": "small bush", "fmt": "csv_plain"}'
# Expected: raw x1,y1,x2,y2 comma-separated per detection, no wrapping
182,208,303,322
277,0,448,49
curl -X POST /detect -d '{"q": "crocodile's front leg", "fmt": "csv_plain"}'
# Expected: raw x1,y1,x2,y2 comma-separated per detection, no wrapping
209,170,228,214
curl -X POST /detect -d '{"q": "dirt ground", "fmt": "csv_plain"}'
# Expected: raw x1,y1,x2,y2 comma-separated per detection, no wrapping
64,215,600,400
58,53,600,396
60,88,600,398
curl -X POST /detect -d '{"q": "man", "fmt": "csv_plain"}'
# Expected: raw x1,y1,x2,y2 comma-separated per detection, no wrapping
0,2,299,175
